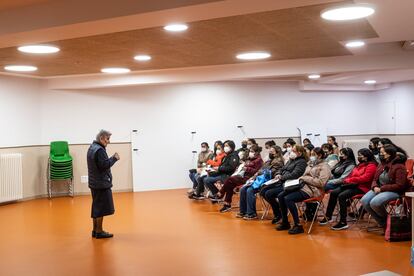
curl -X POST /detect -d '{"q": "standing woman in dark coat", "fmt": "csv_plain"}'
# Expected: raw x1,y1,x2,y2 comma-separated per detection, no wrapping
87,130,120,239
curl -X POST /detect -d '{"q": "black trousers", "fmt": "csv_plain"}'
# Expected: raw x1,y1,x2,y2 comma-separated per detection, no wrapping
325,185,363,223
260,184,284,218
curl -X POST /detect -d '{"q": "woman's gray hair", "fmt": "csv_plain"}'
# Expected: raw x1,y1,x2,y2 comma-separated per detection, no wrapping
96,129,112,141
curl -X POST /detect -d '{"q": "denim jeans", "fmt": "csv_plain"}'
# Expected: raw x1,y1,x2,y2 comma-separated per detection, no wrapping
203,175,227,195
189,172,200,189
239,185,259,215
361,190,399,226
324,182,341,192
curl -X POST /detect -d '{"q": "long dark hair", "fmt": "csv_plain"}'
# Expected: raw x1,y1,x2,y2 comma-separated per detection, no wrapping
339,147,356,165
358,148,377,164
379,138,408,157
312,147,326,160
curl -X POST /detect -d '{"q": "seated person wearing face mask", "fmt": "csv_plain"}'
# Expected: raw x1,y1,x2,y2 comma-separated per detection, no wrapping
320,148,377,230
188,142,213,195
324,148,356,192
361,144,409,229
237,145,285,220
322,143,339,169
189,142,226,200
260,145,308,224
201,140,240,199
276,147,331,235
210,144,263,213
282,138,297,164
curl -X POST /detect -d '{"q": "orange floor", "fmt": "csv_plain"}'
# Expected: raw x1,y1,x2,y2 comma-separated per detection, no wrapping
0,189,413,276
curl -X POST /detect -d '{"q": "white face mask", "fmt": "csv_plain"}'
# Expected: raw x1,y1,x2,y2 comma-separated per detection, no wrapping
247,144,252,149
224,146,231,153
310,156,317,162
286,147,292,153
249,152,255,159
201,147,207,152
238,152,245,159
289,152,297,160
216,150,222,155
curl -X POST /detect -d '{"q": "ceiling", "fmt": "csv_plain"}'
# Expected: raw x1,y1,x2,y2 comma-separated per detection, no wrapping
0,0,413,90
0,1,378,77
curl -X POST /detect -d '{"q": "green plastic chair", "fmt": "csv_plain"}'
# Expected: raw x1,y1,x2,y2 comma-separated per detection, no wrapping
50,141,73,163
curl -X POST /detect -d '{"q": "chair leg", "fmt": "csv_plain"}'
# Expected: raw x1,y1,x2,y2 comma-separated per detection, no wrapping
307,202,321,234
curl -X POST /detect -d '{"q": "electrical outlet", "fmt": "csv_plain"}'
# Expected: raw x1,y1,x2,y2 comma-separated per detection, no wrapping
81,176,88,183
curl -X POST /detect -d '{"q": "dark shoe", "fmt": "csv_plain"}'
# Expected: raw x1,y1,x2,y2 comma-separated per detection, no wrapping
319,217,332,226
243,214,258,220
92,231,96,238
331,221,349,231
188,193,196,199
194,194,206,200
288,224,304,235
220,205,232,213
276,222,291,231
271,215,282,225
236,213,245,218
95,231,114,239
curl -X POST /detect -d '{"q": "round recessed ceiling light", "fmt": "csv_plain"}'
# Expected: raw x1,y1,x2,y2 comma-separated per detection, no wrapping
364,80,377,84
346,41,366,48
236,52,271,60
164,24,188,32
18,45,60,54
4,65,38,72
101,67,131,74
321,4,375,21
134,55,152,61
308,74,321,79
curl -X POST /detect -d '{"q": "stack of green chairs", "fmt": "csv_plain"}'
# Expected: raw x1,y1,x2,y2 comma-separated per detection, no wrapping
49,141,73,180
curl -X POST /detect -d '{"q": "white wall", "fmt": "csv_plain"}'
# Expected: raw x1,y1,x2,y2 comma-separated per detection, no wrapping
0,75,41,147
40,81,384,191
0,75,412,191
374,81,414,134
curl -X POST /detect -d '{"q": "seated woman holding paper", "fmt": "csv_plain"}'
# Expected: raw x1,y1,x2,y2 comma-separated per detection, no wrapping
189,142,226,200
211,144,263,213
188,142,214,195
320,148,377,230
260,145,308,224
237,145,284,219
276,147,331,235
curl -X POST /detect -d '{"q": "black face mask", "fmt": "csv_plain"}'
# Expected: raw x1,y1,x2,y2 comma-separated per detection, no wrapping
339,156,347,161
369,145,375,150
358,157,365,163
269,153,275,159
242,144,247,149
379,154,386,162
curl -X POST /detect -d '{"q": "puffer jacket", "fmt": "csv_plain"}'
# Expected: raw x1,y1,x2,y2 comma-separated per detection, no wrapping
343,161,377,193
300,160,331,198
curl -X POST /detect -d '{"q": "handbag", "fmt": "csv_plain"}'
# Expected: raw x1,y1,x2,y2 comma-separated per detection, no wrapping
385,213,412,242
251,169,272,189
283,179,305,193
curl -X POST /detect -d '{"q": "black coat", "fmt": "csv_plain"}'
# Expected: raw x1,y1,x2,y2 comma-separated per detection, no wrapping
280,156,307,182
217,151,240,176
87,141,118,189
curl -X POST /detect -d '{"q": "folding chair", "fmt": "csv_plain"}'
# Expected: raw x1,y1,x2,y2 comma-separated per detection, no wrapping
298,191,328,234
348,194,364,225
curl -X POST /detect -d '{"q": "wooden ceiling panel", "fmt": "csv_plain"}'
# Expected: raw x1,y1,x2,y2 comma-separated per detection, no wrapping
0,1,379,76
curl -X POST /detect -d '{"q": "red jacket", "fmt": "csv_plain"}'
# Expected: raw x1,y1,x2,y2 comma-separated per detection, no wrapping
244,156,263,178
207,152,226,167
372,158,409,194
343,162,377,193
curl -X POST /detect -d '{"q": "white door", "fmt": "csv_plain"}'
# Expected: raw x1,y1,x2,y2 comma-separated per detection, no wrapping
377,101,396,134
